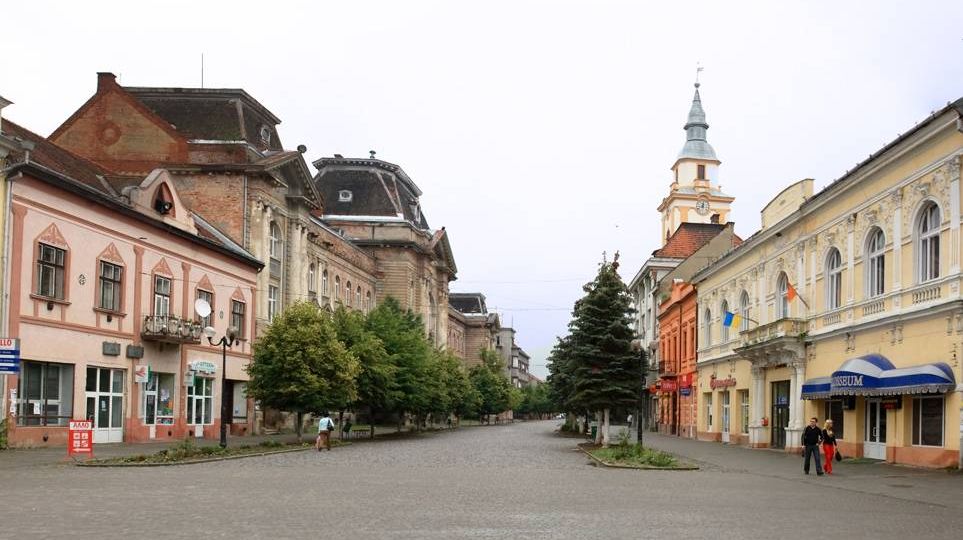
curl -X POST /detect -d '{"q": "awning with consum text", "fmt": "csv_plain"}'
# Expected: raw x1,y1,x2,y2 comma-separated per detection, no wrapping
800,354,956,399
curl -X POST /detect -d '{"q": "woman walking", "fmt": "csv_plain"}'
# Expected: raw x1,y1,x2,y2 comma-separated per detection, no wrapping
821,419,838,475
316,412,335,452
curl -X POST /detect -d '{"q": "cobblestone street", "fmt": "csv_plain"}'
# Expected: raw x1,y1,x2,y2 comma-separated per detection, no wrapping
2,421,962,539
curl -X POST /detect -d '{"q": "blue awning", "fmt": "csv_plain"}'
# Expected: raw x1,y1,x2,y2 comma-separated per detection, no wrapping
801,354,956,399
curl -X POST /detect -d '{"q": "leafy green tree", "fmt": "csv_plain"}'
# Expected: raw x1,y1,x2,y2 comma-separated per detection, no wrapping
568,254,640,445
247,302,360,440
432,349,480,424
332,307,400,437
365,297,435,430
470,349,513,423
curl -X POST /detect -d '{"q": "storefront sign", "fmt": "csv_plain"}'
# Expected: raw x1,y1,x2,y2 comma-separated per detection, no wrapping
126,345,144,359
832,375,864,388
134,364,150,384
660,379,677,392
679,373,693,388
0,338,21,374
102,341,121,356
184,371,196,387
710,377,736,389
680,388,692,396
189,360,217,374
68,420,93,457
881,397,902,410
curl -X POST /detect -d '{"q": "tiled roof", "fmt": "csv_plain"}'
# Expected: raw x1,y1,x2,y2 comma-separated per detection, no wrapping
653,222,740,258
316,165,430,228
2,119,114,195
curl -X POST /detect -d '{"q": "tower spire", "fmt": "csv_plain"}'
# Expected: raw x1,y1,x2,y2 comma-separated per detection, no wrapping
677,69,717,161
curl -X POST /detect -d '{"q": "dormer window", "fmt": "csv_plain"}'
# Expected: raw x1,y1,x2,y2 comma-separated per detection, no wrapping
153,183,175,216
259,126,272,145
338,190,353,202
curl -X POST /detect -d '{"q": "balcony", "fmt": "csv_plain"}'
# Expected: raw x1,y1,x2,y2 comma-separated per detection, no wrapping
734,318,807,366
141,315,203,344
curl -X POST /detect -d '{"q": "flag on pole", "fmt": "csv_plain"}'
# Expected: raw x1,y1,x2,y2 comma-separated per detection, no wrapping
786,280,810,310
723,311,742,328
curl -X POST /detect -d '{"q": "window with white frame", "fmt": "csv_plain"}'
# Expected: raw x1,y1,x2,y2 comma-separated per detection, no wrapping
196,288,213,328
739,290,750,332
308,263,316,293
777,272,790,319
365,291,371,313
141,372,175,425
912,396,943,447
720,300,730,342
702,308,712,347
866,228,885,298
231,300,246,338
322,269,329,296
345,281,352,306
268,285,278,322
918,202,940,282
826,248,842,310
99,261,123,312
356,287,362,309
335,276,341,302
154,276,171,317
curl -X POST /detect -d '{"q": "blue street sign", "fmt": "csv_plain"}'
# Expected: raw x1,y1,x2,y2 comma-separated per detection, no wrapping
0,338,20,374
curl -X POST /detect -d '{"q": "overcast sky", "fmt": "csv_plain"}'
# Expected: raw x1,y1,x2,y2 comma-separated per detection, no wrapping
5,1,963,377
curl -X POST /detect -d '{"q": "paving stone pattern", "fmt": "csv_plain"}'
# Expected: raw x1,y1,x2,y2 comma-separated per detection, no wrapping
1,421,961,539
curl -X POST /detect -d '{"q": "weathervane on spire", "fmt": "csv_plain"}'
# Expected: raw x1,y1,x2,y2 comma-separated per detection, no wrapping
695,62,704,87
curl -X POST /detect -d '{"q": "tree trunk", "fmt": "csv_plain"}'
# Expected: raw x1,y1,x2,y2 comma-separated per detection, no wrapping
295,411,304,442
338,410,344,439
601,408,611,447
594,411,603,444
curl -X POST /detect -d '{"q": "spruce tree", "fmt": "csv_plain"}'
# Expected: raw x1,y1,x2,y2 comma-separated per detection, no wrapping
569,254,640,446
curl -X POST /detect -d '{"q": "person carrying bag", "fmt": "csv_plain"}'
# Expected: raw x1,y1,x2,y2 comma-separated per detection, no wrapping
316,411,335,452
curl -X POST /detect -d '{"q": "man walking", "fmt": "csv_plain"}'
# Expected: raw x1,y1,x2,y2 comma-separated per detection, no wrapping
802,417,824,475
316,411,334,452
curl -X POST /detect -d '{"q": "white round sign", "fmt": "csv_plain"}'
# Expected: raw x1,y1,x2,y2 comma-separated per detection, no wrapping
194,298,212,319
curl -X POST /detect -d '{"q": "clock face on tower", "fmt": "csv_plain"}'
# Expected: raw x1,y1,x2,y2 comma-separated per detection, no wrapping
696,199,710,215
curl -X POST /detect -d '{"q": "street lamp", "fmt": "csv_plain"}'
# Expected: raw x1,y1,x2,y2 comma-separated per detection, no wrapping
204,325,238,448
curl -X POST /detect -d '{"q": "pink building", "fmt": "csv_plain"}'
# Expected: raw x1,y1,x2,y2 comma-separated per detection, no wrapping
1,120,262,447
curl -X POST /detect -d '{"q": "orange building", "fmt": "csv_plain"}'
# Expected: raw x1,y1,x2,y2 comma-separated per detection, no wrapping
657,280,699,438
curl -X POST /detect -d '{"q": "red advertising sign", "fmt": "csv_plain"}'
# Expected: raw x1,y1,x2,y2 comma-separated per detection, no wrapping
68,420,93,458
660,379,678,392
710,377,737,389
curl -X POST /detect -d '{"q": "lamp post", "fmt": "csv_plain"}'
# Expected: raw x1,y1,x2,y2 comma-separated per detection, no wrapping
205,326,238,449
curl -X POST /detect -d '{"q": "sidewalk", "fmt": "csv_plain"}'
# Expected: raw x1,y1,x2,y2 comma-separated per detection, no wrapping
640,432,963,510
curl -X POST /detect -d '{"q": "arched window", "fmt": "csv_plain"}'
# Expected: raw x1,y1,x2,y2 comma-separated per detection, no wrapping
777,272,790,319
322,269,329,295
334,276,341,302
739,290,750,332
866,228,885,298
918,202,940,282
269,222,282,261
720,300,730,342
345,281,352,306
365,291,372,313
703,307,712,348
826,248,842,310
308,263,316,293
356,287,362,309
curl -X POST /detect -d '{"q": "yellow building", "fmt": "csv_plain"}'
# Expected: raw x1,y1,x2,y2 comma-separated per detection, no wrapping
694,97,963,469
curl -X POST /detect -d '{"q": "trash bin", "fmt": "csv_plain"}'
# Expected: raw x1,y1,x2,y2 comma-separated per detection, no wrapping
589,422,598,439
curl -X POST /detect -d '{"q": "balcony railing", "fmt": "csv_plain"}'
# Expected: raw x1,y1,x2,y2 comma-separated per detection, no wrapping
912,284,941,304
740,318,808,348
862,298,885,316
141,314,203,344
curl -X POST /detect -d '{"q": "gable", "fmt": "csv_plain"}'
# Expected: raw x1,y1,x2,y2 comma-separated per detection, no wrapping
51,88,187,174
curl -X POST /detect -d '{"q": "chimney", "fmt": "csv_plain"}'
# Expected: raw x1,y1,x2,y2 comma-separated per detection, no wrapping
97,72,117,92
0,95,11,133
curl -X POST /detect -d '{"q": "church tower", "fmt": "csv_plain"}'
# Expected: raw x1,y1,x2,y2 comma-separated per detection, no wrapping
657,80,734,245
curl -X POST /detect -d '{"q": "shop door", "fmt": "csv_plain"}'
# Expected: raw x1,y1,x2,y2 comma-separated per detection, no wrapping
864,399,887,460
770,381,790,448
721,391,731,443
85,367,125,443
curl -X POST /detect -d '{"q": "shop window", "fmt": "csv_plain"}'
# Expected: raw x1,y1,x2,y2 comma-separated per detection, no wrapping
231,300,246,338
196,289,213,328
141,372,175,426
917,202,940,283
187,377,214,425
98,261,123,312
739,390,749,434
267,285,278,322
37,243,66,300
866,228,885,298
912,396,944,447
233,382,248,421
16,361,74,426
824,400,845,439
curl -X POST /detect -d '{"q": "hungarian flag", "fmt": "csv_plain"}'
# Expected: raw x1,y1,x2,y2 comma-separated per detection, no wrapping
723,311,742,328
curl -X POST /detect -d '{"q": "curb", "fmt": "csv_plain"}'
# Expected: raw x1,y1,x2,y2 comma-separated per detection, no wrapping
75,444,340,467
578,445,699,471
